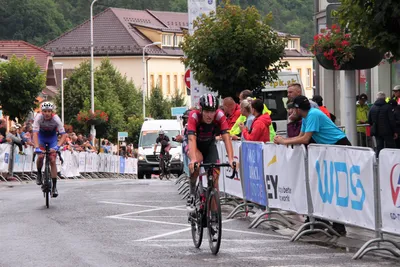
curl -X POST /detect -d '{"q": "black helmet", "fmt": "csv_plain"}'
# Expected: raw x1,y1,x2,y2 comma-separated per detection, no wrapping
182,110,190,119
199,93,218,111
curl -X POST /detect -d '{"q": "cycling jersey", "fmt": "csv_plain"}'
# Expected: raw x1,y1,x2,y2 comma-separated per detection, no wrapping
187,109,229,166
33,114,65,147
187,109,229,143
156,135,170,154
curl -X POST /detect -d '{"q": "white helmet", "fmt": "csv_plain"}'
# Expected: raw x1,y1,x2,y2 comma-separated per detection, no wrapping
158,130,164,135
41,102,54,111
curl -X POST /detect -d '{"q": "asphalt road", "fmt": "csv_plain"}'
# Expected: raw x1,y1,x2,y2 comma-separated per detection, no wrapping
0,178,396,267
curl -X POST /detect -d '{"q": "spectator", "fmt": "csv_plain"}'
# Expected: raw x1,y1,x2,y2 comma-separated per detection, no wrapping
0,119,6,137
7,125,24,155
223,97,241,129
239,98,255,139
368,91,397,156
230,89,276,141
394,102,400,149
239,99,271,142
311,95,331,119
67,132,84,152
286,102,302,138
356,94,370,147
76,134,84,146
274,95,350,235
287,83,319,108
386,85,400,105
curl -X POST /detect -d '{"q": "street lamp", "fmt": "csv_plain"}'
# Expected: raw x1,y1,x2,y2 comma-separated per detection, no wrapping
142,42,162,119
90,0,97,137
54,62,64,124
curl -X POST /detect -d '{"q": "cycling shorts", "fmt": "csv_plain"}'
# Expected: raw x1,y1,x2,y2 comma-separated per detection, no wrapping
39,134,58,150
198,141,219,168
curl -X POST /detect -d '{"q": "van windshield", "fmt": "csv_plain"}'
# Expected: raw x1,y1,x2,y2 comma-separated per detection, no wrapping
139,130,181,148
262,91,289,121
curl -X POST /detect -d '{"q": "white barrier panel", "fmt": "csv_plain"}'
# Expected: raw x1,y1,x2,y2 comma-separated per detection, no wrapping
379,149,400,234
99,153,106,172
61,151,80,177
263,143,308,214
79,152,86,173
23,147,34,173
217,141,243,198
0,144,11,172
13,146,25,173
308,145,376,230
132,158,138,175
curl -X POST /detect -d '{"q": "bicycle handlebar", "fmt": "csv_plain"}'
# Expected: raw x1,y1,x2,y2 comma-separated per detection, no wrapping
33,150,64,165
194,162,237,179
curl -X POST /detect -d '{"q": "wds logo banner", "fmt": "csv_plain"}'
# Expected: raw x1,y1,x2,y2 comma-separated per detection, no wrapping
308,145,376,230
379,149,400,234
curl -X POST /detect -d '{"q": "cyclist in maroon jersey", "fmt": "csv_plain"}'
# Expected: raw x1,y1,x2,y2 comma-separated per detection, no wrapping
186,93,235,211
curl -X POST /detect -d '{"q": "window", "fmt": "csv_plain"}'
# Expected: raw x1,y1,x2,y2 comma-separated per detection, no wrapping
150,74,155,91
173,75,178,92
262,91,288,121
157,75,163,89
174,36,184,47
166,75,171,94
297,68,302,77
306,68,311,88
286,39,297,50
162,34,173,46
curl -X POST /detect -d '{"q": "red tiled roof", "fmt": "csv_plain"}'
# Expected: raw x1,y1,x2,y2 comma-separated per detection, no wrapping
0,40,53,71
43,7,309,58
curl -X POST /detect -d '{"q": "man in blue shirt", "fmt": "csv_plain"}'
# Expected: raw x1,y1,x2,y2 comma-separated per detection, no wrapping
274,95,350,236
274,95,350,146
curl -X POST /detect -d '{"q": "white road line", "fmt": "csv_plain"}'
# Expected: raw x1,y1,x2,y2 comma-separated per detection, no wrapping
107,216,189,227
129,216,188,218
133,239,288,243
223,228,290,239
136,228,192,241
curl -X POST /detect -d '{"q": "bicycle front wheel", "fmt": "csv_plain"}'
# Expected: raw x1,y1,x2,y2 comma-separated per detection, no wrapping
191,183,204,248
207,189,222,255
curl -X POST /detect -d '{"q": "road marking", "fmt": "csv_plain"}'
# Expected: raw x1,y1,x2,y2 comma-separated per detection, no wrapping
107,216,189,227
223,229,290,239
100,201,187,217
136,227,192,241
133,239,288,243
129,216,188,218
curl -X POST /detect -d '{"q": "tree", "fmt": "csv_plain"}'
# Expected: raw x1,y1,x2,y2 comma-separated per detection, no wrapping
146,86,171,119
56,58,140,141
0,55,46,121
0,0,71,46
339,0,400,60
181,1,288,98
169,88,186,108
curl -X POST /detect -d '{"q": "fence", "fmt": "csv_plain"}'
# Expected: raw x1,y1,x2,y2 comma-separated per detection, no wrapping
176,141,400,260
0,144,138,182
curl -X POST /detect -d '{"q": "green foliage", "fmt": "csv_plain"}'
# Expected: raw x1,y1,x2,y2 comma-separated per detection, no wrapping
338,0,400,60
0,55,46,120
0,0,71,46
126,116,144,146
146,86,172,119
169,88,186,108
181,2,288,97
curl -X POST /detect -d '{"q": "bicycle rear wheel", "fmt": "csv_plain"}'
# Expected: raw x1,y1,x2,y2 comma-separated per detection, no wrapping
44,160,51,209
207,188,222,255
190,182,204,248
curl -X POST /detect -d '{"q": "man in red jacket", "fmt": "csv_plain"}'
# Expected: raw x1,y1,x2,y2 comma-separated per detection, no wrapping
239,99,271,142
223,97,241,129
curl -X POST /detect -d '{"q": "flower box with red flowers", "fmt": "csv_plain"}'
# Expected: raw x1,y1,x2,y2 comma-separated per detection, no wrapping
77,110,109,126
310,25,383,70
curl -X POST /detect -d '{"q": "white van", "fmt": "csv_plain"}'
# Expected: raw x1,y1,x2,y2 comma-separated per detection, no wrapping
137,119,183,179
260,72,305,133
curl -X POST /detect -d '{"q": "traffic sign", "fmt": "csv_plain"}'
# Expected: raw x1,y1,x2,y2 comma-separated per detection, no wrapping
184,69,191,89
171,107,187,117
118,132,128,141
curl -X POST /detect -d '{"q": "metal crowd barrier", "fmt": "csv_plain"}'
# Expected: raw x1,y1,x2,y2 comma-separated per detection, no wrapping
0,143,138,182
175,140,400,260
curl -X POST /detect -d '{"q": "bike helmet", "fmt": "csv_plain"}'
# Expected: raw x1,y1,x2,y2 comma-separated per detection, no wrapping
41,102,54,111
199,93,218,111
182,110,190,119
158,129,165,135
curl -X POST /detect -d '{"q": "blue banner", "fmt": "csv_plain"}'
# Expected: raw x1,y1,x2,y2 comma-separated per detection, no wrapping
242,142,267,206
119,156,126,174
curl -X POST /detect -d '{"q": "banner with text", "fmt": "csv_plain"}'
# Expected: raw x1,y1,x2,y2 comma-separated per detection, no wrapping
379,149,400,234
263,143,308,214
241,142,266,206
308,145,376,230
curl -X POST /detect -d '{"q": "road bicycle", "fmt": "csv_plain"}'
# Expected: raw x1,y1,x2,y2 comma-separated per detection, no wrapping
155,152,171,180
33,145,63,208
189,161,237,255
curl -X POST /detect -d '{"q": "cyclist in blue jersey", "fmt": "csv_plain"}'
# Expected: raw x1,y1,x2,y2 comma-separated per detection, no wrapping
33,102,67,197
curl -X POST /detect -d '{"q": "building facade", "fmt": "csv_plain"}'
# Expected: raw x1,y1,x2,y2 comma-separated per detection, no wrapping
44,8,313,104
